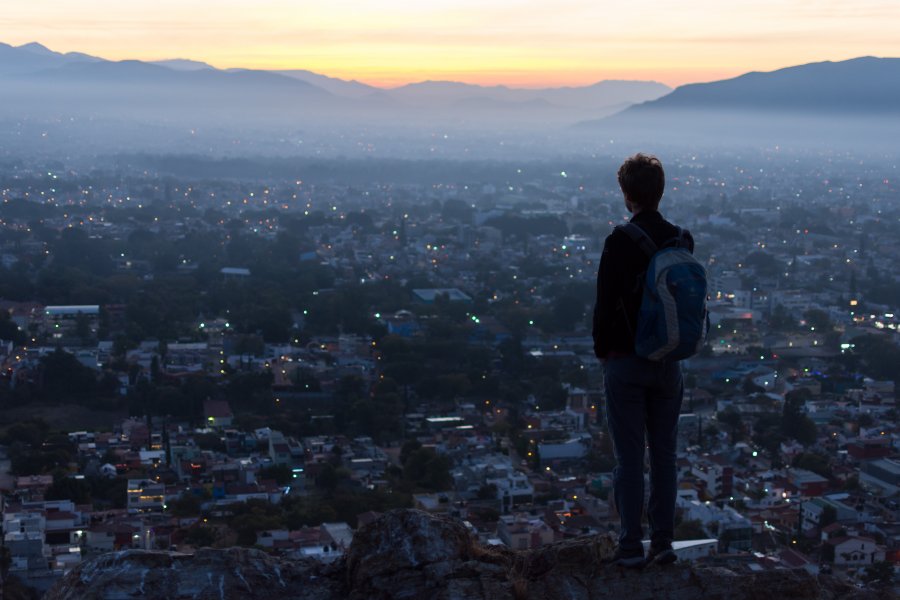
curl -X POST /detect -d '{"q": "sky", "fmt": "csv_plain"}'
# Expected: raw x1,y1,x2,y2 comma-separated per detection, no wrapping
3,0,900,88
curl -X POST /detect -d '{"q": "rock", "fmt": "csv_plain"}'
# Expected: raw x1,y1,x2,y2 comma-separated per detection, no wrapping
346,509,513,599
44,509,881,600
43,546,346,600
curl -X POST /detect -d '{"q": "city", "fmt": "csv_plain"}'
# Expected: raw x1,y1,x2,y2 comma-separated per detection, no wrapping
1,147,898,595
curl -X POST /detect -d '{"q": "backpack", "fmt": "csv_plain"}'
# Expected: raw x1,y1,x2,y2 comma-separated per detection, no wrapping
616,223,709,361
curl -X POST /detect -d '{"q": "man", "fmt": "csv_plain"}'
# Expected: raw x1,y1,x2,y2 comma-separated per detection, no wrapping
593,153,691,568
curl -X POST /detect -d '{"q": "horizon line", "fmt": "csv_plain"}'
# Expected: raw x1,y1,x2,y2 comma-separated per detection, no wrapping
4,40,893,90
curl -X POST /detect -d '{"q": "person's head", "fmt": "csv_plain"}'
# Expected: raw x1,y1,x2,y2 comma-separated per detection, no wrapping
617,153,665,214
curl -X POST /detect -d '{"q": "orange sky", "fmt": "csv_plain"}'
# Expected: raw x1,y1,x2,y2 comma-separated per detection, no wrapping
3,0,899,88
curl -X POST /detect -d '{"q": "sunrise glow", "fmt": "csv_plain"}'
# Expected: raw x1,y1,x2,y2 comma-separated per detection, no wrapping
3,0,899,87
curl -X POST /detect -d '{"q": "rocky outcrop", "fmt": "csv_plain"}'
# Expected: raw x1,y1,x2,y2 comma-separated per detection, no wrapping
41,545,345,600
45,509,880,600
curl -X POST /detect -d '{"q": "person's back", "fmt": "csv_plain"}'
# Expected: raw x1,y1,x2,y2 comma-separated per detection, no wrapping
592,153,690,568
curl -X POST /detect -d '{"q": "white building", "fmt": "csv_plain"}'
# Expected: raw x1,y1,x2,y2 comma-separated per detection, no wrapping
126,479,166,513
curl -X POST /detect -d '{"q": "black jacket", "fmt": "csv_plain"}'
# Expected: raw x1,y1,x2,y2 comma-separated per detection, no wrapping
592,210,694,359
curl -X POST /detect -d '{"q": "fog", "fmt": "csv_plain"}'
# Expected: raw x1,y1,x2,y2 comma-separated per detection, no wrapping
0,43,898,164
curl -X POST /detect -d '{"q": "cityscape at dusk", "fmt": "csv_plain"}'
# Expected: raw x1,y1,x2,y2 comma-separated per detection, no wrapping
0,2,899,599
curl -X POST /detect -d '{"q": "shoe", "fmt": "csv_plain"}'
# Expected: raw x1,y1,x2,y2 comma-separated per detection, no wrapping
602,547,646,568
645,544,676,566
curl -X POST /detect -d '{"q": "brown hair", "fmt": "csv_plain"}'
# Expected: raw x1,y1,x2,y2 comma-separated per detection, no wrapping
617,153,665,210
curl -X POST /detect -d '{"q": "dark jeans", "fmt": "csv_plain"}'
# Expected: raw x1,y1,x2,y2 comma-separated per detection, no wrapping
604,355,683,551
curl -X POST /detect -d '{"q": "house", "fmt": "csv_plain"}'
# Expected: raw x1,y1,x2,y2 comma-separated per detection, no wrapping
801,497,858,533
268,431,293,465
411,288,472,304
497,514,555,550
691,456,734,499
787,468,830,497
203,399,234,428
126,479,166,513
824,536,885,567
860,458,900,495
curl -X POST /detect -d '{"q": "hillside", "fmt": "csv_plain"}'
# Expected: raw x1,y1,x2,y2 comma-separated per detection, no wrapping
44,509,876,600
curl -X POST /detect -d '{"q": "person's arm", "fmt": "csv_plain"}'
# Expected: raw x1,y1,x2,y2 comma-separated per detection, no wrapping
593,234,621,359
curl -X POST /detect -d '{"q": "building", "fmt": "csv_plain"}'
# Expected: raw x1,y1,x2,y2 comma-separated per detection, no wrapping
204,399,234,428
801,497,858,534
824,536,885,567
538,436,589,464
411,288,472,304
859,458,900,495
497,514,555,550
649,538,718,562
42,305,100,342
679,500,752,553
126,479,166,513
787,468,830,497
691,456,734,499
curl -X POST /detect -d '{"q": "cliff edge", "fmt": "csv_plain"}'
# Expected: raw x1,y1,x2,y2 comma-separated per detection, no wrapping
44,509,878,600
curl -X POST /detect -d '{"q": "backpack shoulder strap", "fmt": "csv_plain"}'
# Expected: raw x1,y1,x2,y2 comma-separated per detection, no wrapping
661,226,694,251
615,223,657,259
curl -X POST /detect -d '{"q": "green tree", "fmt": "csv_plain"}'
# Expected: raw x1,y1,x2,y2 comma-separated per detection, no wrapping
717,406,745,442
0,310,26,345
401,448,452,492
183,526,216,548
552,295,585,332
802,308,832,331
782,389,818,446
863,561,895,586
674,519,708,541
167,493,203,517
792,453,831,478
39,348,98,400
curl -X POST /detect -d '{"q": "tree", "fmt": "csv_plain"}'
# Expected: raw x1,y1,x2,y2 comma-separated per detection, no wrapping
820,505,838,529
39,348,98,400
0,309,26,345
477,483,498,500
45,472,92,505
753,413,785,468
552,295,585,332
258,463,293,486
401,448,452,492
852,335,900,383
863,561,895,586
674,519,708,541
717,407,744,442
2,419,50,447
183,526,216,548
802,308,832,331
769,304,795,331
168,493,203,517
792,453,831,478
782,389,818,446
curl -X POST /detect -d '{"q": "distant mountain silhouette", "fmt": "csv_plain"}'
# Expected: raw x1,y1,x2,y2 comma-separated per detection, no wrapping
626,57,900,114
0,41,669,124
575,57,900,147
152,59,216,71
0,41,101,75
274,69,381,98
389,80,670,113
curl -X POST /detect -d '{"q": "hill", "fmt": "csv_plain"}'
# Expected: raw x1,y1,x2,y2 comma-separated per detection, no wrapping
578,57,900,147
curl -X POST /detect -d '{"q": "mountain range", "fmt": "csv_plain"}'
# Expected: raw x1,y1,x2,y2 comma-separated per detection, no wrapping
579,56,900,147
0,41,897,156
0,41,670,125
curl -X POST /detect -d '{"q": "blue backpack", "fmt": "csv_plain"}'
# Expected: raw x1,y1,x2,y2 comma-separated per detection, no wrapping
617,223,709,361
